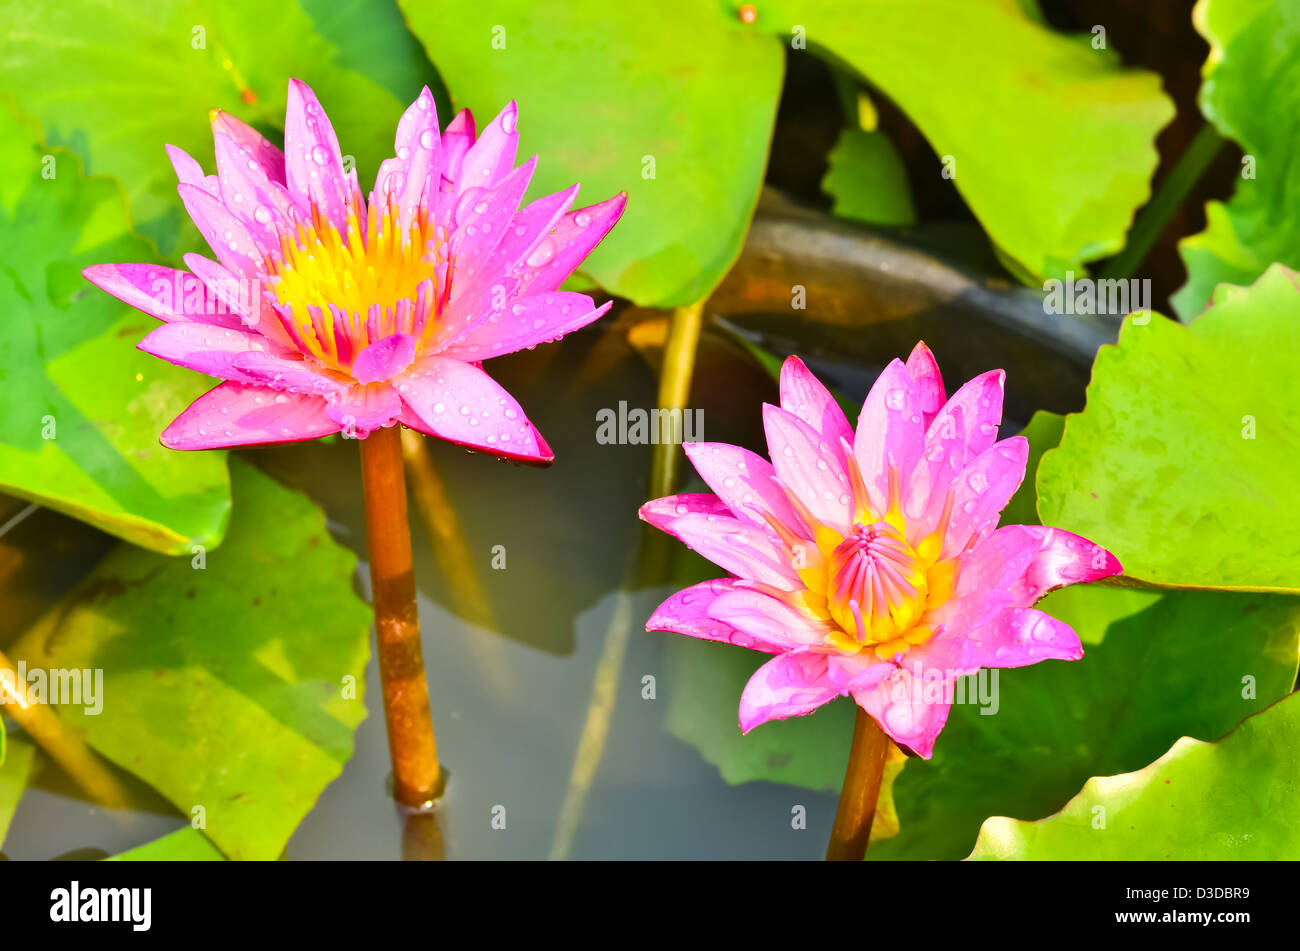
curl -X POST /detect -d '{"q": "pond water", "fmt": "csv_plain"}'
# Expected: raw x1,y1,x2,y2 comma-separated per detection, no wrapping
4,314,921,860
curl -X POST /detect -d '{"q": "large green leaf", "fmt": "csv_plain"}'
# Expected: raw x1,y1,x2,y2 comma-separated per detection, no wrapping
9,459,371,860
1038,266,1300,593
969,692,1300,860
0,0,412,254
822,128,916,228
399,0,783,308
870,584,1300,859
0,98,230,554
1172,0,1300,318
743,0,1173,282
0,737,39,847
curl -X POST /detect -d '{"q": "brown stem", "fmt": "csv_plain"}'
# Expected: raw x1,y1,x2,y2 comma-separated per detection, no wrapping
825,707,890,861
359,424,440,806
0,648,129,811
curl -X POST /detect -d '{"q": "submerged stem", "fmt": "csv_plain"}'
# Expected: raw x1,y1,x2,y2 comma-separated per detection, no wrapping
0,648,129,811
825,707,890,861
549,299,707,861
360,424,440,806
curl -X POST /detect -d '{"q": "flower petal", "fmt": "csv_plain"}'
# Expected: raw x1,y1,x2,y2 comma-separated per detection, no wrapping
905,341,945,427
352,332,417,384
779,355,853,447
682,441,801,529
212,111,301,248
440,292,611,362
510,191,627,296
853,665,954,759
396,355,553,464
165,144,219,198
211,110,286,184
177,183,263,277
764,403,853,532
708,588,833,649
646,578,782,653
324,383,402,436
81,263,245,329
926,368,1005,463
639,493,732,531
739,651,839,733
853,358,926,517
962,607,1084,669
439,109,476,188
457,101,518,191
283,78,351,230
138,322,269,381
640,509,801,589
161,381,338,449
942,436,1029,557
375,85,442,230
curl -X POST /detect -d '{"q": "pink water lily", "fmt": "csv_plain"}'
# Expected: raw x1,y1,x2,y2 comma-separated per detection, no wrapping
641,346,1121,758
84,79,625,463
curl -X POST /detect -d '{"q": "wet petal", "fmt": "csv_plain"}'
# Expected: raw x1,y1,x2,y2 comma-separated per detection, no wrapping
81,263,245,329
177,183,263,276
510,191,628,296
138,322,269,381
646,578,783,653
941,436,1029,557
779,355,853,447
283,78,351,229
352,332,417,384
683,441,801,529
708,588,833,650
396,355,553,464
764,404,853,532
457,101,518,191
853,359,926,516
853,665,954,759
641,508,801,589
962,607,1084,669
324,383,402,436
905,341,945,427
739,651,838,733
440,292,610,361
161,381,338,449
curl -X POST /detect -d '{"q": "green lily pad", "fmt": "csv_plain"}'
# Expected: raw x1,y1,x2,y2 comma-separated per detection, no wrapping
108,827,225,861
740,0,1173,282
9,459,371,860
1172,0,1300,318
969,692,1300,860
0,98,230,554
1038,266,1300,592
0,0,413,253
399,0,783,308
871,583,1300,860
0,737,39,847
823,128,916,227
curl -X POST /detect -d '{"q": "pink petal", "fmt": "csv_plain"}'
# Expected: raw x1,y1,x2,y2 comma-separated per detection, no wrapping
161,381,338,449
324,383,402,436
853,359,926,518
962,607,1084,669
739,651,839,733
138,322,269,381
682,442,801,530
396,355,553,464
925,368,1005,464
853,665,954,759
181,254,287,341
707,588,833,650
439,109,476,187
827,653,895,693
212,113,302,249
440,293,611,362
166,144,219,198
177,183,263,277
941,436,1029,558
81,263,244,329
931,525,1122,633
779,355,853,448
283,78,351,230
211,110,286,184
639,493,732,531
640,508,801,590
646,578,783,653
374,85,442,230
457,101,519,191
511,192,627,296
352,332,417,384
905,341,945,427
230,351,344,397
763,404,853,532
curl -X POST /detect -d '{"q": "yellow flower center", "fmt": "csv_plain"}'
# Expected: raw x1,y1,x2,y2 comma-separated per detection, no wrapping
264,199,445,372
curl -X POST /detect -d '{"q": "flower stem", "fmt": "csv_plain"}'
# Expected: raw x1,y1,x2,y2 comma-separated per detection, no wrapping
825,707,890,861
359,424,440,807
0,648,129,811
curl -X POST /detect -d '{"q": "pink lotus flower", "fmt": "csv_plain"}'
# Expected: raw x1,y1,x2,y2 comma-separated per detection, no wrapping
641,346,1121,758
84,80,625,463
